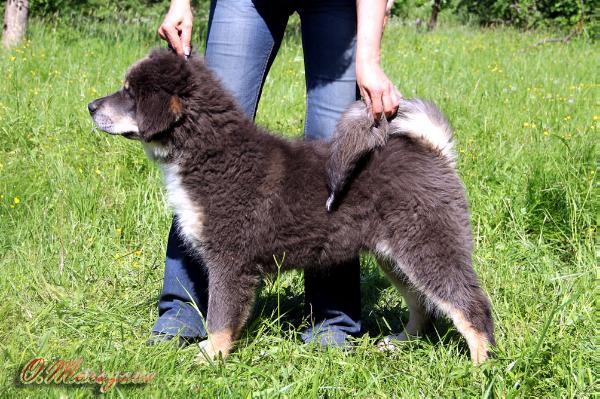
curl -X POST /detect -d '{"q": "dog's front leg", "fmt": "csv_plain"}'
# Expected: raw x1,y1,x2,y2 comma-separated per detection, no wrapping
197,264,260,363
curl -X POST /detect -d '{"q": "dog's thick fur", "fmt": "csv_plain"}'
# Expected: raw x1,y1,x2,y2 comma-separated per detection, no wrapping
326,98,455,211
89,49,495,364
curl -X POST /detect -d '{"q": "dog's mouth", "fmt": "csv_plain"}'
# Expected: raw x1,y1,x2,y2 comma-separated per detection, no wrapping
90,113,139,139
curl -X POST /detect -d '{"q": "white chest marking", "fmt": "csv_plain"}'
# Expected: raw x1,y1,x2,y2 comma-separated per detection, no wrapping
161,164,205,247
143,141,170,161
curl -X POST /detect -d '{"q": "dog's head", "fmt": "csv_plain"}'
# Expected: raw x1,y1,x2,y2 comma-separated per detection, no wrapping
88,49,194,142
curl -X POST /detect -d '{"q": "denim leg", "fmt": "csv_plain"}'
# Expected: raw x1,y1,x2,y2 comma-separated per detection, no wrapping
205,0,291,118
298,0,362,343
152,218,209,338
154,0,291,338
299,0,358,140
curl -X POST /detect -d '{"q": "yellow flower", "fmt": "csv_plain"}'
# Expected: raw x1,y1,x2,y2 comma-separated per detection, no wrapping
13,196,20,204
115,228,122,237
543,131,549,136
593,115,600,121
134,250,142,257
95,169,101,175
523,122,530,128
564,115,571,121
9,56,16,62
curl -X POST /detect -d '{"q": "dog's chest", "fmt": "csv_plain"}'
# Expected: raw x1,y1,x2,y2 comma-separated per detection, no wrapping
161,163,206,247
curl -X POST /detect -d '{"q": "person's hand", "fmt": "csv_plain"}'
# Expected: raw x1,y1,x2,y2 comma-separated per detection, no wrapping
158,0,193,57
356,60,402,120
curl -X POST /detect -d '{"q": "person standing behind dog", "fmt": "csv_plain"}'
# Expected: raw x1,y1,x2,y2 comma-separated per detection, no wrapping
151,0,402,347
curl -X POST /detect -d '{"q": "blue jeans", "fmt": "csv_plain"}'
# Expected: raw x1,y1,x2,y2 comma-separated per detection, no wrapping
153,0,362,344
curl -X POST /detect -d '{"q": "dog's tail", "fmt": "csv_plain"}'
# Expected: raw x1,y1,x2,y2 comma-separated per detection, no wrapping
389,98,455,162
326,98,455,212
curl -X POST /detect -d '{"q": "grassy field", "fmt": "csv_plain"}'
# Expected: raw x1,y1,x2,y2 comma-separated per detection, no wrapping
0,13,597,398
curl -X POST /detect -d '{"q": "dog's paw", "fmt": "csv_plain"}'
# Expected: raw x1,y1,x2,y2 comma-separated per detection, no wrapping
195,339,221,364
195,330,235,364
377,332,412,352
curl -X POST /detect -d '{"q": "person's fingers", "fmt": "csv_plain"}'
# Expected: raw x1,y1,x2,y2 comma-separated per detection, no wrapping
180,22,193,56
158,25,167,40
163,23,184,55
390,93,400,112
390,85,402,107
360,88,373,117
386,85,402,118
371,89,384,121
382,88,396,119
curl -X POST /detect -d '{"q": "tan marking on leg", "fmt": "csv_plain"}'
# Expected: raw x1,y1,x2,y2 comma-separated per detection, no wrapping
197,329,234,363
377,258,431,351
437,301,489,364
378,258,430,338
398,285,429,337
378,284,430,353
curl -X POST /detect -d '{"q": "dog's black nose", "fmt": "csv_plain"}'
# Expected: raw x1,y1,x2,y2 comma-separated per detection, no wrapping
88,100,99,114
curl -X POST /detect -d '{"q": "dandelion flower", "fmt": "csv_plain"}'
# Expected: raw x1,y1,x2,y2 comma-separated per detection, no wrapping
593,115,599,121
13,196,20,205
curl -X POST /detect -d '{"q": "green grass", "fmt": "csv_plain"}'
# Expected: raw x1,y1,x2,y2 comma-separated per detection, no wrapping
0,13,598,398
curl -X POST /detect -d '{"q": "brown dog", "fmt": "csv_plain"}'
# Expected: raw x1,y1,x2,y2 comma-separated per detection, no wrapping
88,49,494,364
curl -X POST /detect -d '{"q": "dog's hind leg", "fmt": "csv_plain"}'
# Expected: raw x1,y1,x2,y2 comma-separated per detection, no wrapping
377,259,431,350
377,240,495,364
196,264,260,363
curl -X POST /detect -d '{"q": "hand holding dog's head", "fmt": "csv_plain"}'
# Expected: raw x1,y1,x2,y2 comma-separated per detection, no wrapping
88,49,195,142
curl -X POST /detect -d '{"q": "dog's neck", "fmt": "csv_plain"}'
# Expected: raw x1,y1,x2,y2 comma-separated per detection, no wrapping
143,105,260,173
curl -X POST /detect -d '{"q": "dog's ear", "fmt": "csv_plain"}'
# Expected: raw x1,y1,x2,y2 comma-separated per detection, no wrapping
137,91,183,141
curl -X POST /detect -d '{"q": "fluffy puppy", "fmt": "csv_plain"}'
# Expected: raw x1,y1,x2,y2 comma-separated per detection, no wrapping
88,49,495,364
